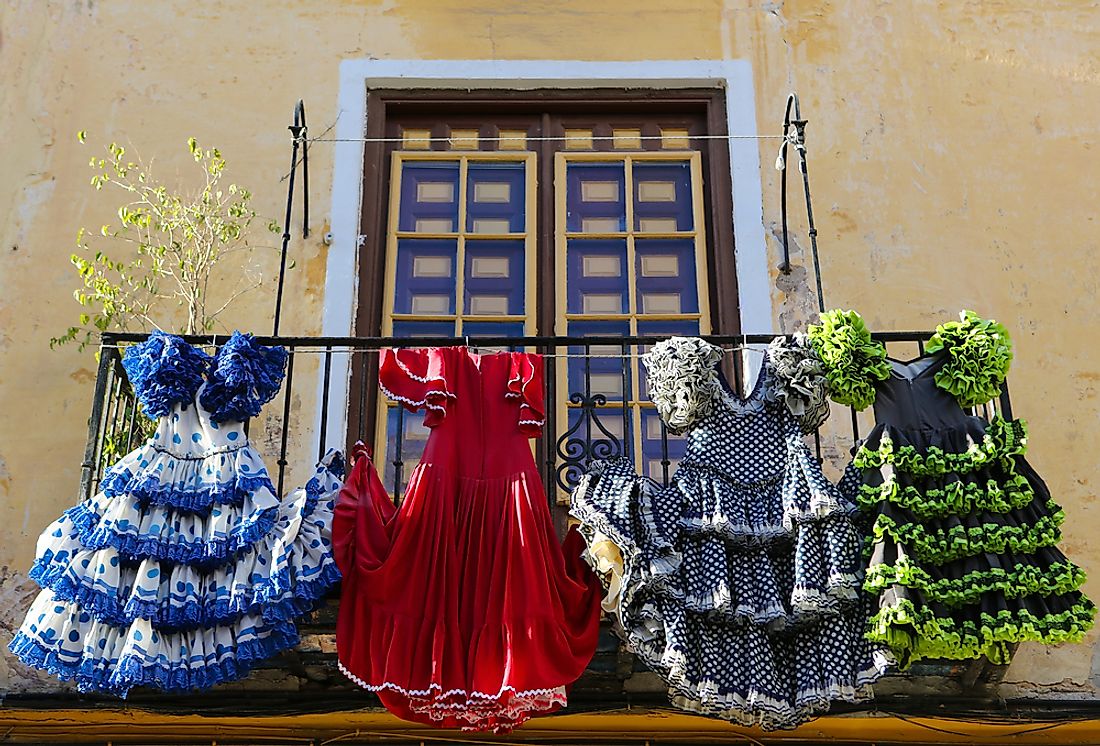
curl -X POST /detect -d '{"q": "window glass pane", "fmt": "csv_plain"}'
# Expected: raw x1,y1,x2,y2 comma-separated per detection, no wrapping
566,239,628,315
463,321,526,351
383,407,430,495
467,162,525,233
391,320,456,339
464,240,525,316
641,409,687,485
566,162,626,233
393,239,457,315
635,238,699,314
566,320,631,403
633,161,693,232
565,405,631,461
398,162,460,233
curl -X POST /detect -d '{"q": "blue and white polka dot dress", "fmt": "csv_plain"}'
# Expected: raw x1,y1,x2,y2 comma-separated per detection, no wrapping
570,337,892,730
9,331,344,695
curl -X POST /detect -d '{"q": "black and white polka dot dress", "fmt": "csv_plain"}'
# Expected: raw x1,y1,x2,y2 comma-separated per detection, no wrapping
570,337,890,730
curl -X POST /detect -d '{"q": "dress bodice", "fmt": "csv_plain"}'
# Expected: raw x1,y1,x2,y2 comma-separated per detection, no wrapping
871,353,977,432
677,370,790,486
379,347,545,480
122,329,288,427
809,309,1014,418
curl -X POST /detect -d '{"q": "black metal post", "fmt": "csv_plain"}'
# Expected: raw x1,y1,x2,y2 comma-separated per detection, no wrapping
80,343,117,501
273,100,309,336
778,93,825,314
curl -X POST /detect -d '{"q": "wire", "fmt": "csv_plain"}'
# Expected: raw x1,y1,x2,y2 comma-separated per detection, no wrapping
96,343,768,359
309,133,782,145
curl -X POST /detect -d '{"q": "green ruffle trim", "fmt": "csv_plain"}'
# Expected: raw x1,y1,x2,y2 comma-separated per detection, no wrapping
866,502,1065,564
808,309,890,411
926,310,1013,408
856,468,1034,519
853,416,1028,477
865,559,1088,608
867,597,1096,667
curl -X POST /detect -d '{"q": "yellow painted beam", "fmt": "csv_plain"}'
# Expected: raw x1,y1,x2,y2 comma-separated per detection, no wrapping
0,707,1098,745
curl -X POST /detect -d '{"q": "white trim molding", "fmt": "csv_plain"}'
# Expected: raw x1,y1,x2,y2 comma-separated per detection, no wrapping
317,59,770,452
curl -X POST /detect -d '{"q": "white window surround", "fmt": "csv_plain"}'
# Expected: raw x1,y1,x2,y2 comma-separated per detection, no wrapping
317,59,771,454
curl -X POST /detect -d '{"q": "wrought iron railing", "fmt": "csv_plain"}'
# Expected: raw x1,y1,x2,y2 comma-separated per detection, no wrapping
83,332,1014,507
59,330,1023,703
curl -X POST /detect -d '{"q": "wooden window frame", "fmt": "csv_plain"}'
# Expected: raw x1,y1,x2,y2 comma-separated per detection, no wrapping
348,88,738,455
553,150,712,485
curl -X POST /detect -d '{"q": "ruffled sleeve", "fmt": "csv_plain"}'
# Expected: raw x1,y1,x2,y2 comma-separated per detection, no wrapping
199,331,289,424
378,348,454,427
641,337,723,435
506,352,546,437
121,330,210,419
808,309,891,411
766,333,831,432
926,310,1013,407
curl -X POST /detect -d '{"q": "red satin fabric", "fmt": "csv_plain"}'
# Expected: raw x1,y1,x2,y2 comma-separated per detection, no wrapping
333,347,602,732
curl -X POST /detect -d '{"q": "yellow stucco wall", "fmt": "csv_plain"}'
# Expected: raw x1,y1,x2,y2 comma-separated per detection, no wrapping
1,0,1097,701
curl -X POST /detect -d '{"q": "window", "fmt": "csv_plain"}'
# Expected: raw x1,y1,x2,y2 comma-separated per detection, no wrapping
556,153,710,482
351,91,737,495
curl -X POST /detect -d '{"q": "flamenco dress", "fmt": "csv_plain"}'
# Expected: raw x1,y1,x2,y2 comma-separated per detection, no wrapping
809,309,1095,667
569,337,890,731
333,347,602,733
8,331,344,694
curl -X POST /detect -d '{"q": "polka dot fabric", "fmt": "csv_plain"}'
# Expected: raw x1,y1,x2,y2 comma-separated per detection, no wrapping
8,332,344,695
570,338,891,730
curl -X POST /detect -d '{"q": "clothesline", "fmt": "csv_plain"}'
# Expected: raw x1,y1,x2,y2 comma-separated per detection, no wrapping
306,133,785,144
96,343,768,359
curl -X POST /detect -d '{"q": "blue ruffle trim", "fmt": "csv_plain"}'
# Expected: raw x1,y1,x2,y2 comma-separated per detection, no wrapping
67,502,279,565
121,331,211,420
200,332,288,424
41,561,340,630
8,622,300,696
98,468,275,513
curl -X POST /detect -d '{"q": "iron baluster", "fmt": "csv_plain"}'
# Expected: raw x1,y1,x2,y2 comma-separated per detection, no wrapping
393,405,405,502
80,344,117,501
318,345,333,461
276,346,296,497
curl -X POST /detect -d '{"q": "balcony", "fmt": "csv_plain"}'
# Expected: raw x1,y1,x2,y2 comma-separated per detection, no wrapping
15,330,1033,727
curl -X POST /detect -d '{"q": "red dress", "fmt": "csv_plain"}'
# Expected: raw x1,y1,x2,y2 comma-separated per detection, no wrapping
333,347,602,732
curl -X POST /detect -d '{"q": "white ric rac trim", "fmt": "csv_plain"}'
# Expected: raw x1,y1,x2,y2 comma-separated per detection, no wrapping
378,380,449,413
338,659,566,701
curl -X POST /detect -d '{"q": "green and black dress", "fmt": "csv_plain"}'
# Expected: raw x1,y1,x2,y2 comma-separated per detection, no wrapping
810,309,1095,667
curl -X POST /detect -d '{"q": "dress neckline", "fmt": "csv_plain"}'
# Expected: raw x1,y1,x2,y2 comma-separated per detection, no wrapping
715,360,768,411
885,350,946,381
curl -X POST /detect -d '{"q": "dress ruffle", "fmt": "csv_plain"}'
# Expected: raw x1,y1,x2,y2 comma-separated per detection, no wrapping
98,442,275,512
641,337,724,435
506,352,546,434
855,416,1027,476
807,309,891,411
121,331,211,419
59,487,280,564
925,310,1013,408
853,416,1094,667
766,334,831,433
378,347,455,427
29,458,342,629
10,593,299,694
570,384,887,730
199,331,289,424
